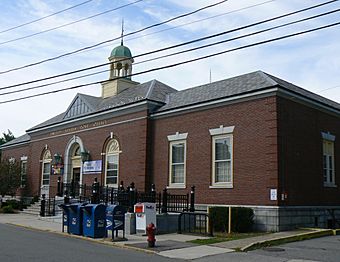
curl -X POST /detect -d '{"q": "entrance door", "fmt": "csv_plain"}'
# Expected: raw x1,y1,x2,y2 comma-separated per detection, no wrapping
72,168,81,196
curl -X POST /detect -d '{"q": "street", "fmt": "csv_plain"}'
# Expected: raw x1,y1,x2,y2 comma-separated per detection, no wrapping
0,224,175,262
0,223,339,262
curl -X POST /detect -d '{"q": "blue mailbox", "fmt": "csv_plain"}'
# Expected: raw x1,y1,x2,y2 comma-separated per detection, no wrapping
83,204,106,238
69,203,86,235
106,205,126,240
59,203,71,233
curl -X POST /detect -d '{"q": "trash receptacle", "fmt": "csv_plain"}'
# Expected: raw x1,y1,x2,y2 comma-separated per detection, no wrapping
83,204,106,238
106,205,126,239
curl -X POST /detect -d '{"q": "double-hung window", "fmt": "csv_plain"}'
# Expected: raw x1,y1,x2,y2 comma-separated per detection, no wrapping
210,125,234,188
168,132,188,188
322,132,336,187
105,139,120,187
20,156,28,188
42,150,51,186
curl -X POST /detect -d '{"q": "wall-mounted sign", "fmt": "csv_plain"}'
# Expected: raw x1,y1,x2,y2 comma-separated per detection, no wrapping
270,189,277,201
52,163,64,175
83,160,102,174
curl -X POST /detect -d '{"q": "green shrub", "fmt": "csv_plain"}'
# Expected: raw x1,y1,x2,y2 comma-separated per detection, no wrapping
209,206,254,233
2,205,15,213
209,207,229,232
5,200,20,209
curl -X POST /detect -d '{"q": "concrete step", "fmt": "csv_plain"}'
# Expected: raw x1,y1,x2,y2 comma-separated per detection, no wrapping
21,209,40,216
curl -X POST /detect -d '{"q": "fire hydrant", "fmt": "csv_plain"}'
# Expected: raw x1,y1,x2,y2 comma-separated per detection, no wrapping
146,223,156,247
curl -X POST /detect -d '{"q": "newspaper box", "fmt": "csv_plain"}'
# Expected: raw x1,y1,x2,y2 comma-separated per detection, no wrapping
134,202,156,234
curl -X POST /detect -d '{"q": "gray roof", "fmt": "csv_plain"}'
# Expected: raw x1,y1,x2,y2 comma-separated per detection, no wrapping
25,71,340,133
27,80,176,131
155,71,340,112
0,133,31,149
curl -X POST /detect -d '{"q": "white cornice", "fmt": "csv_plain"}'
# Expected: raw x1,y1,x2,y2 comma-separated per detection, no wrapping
27,100,149,134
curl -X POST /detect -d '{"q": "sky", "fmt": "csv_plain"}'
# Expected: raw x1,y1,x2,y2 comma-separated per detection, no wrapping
0,0,339,137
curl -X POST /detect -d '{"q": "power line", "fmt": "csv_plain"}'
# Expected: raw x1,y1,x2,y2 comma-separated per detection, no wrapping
2,7,339,96
0,0,144,46
0,0,94,34
59,0,278,55
1,20,339,104
0,8,340,96
1,0,337,92
0,0,229,75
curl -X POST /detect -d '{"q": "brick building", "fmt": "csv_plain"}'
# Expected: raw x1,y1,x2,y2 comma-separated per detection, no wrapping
1,43,339,231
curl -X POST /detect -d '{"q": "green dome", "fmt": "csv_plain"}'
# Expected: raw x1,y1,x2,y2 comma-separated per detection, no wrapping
110,45,132,58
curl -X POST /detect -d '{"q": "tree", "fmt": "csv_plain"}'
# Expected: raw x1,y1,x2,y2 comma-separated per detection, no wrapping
0,130,15,145
0,157,21,197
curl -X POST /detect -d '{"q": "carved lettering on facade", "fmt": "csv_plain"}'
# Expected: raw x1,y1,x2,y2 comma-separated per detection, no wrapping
49,120,108,137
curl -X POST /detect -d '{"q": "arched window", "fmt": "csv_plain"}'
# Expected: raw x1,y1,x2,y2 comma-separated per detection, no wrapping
105,139,120,186
116,63,122,77
42,150,52,186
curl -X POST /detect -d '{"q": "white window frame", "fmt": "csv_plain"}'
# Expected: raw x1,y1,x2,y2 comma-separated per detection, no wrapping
209,125,234,188
41,151,51,187
105,139,121,187
167,132,188,189
168,140,187,188
322,132,336,187
20,156,28,188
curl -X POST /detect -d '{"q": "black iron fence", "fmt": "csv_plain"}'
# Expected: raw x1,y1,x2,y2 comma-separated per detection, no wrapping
40,179,196,217
178,212,213,236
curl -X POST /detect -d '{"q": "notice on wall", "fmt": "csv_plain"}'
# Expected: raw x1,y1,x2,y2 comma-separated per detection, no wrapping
270,189,277,201
83,160,102,174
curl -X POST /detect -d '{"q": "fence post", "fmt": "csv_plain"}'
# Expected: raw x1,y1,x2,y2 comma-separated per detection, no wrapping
161,188,168,213
151,184,156,203
190,185,195,212
119,181,124,191
40,194,46,217
128,182,136,212
91,177,99,204
57,177,61,197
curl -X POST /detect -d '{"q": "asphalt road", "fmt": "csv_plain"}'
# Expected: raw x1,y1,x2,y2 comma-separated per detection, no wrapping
196,234,340,262
1,223,339,262
0,224,177,262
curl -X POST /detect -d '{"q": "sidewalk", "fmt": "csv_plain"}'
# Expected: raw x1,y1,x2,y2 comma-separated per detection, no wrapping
0,213,335,260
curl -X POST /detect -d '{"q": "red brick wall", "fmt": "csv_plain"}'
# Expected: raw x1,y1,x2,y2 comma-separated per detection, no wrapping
277,97,340,206
2,110,149,197
1,144,31,196
150,96,279,206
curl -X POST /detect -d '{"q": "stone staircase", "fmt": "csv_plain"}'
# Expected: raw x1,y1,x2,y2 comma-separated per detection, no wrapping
21,201,41,216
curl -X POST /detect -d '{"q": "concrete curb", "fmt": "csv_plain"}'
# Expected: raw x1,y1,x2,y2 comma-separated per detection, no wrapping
6,223,157,255
241,229,334,252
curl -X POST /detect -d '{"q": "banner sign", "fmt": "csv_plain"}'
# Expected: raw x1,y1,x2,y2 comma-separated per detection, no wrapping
83,160,102,174
52,163,64,175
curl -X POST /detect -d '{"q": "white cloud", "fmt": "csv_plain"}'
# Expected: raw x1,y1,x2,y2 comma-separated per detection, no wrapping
0,0,339,137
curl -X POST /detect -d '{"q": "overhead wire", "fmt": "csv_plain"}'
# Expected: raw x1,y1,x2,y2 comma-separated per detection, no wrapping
1,7,339,96
0,0,94,34
0,0,229,75
0,0,144,46
62,0,278,55
0,0,337,92
1,20,339,104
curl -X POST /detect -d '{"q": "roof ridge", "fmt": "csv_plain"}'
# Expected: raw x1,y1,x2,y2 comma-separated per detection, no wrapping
145,79,156,99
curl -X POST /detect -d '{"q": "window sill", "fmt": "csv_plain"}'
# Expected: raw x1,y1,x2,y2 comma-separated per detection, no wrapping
323,183,337,188
167,184,186,189
209,184,233,189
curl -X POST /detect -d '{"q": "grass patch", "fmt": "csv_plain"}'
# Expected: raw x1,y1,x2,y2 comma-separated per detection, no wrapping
188,232,268,245
244,230,333,251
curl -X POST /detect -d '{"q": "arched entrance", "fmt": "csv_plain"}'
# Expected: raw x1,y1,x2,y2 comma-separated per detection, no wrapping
64,136,85,186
